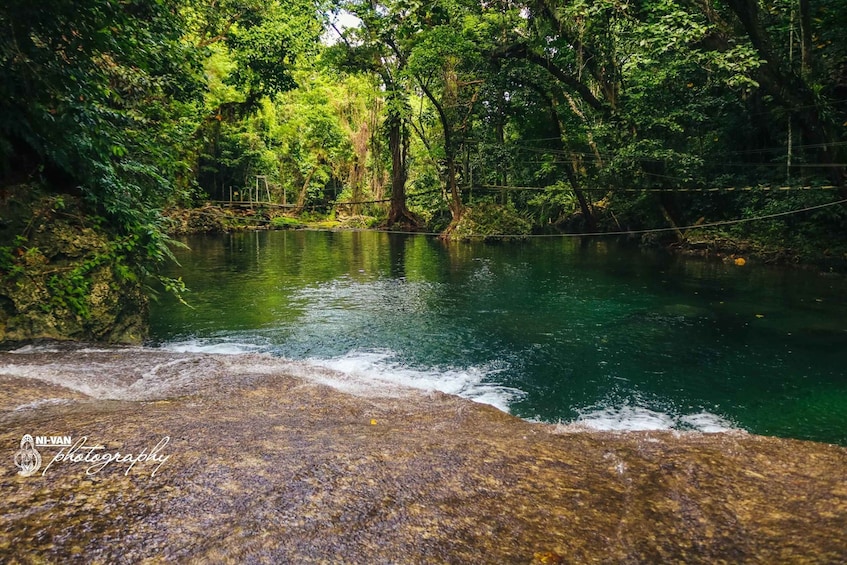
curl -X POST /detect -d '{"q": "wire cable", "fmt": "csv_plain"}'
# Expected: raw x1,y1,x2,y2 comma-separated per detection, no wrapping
503,197,847,239
367,197,847,238
173,197,847,239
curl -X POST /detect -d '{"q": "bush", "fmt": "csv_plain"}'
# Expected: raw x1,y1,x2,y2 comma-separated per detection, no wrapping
449,202,532,240
270,216,306,229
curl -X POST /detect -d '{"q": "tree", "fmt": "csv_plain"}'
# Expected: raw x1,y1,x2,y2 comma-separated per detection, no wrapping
407,24,480,226
332,1,423,228
188,0,325,202
0,0,203,229
274,74,350,213
0,0,208,341
719,0,845,187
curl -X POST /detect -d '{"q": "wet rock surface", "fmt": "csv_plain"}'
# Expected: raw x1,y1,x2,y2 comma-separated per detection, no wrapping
1,345,845,563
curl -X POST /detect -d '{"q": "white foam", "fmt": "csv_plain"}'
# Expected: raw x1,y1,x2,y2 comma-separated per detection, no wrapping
3,340,745,435
0,353,224,401
156,342,524,412
679,412,736,433
156,344,525,413
575,405,677,431
304,350,524,413
8,344,124,355
14,398,76,411
9,344,61,354
159,340,265,355
0,363,128,399
573,404,737,433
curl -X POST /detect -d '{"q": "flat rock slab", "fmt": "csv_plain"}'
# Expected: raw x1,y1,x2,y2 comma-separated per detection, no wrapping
0,347,845,563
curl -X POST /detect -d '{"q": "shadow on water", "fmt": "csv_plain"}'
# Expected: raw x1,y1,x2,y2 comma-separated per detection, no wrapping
150,231,847,445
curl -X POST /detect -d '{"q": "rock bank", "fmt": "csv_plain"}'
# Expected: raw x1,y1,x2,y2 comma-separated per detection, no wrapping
0,191,147,343
1,345,845,563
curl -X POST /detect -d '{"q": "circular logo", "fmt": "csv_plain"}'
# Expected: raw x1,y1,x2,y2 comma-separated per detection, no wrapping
14,434,41,477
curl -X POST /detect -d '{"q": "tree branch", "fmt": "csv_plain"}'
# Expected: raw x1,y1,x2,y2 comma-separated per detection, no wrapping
492,43,605,113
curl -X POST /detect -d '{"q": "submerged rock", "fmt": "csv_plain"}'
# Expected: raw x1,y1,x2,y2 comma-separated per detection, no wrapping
0,345,845,563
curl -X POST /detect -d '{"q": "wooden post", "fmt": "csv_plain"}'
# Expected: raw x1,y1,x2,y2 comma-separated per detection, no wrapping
469,162,473,203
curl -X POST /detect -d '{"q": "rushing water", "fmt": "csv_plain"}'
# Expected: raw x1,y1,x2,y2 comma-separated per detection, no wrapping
149,230,847,445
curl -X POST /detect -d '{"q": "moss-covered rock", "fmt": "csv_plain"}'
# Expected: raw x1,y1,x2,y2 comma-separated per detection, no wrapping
0,189,147,343
446,202,533,240
163,204,234,234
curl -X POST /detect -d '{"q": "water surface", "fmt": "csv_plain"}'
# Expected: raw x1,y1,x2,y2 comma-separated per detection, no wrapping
149,230,847,444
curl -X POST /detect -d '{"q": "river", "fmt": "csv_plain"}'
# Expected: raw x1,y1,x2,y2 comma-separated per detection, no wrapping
150,230,847,445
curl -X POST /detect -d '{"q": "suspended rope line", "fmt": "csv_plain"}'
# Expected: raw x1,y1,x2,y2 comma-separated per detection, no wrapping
505,141,847,162
719,163,847,168
476,184,839,192
175,197,847,239
334,198,392,205
366,197,847,239
516,197,847,239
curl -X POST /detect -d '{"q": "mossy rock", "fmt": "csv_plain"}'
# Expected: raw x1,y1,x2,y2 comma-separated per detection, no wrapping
0,191,148,344
448,202,532,241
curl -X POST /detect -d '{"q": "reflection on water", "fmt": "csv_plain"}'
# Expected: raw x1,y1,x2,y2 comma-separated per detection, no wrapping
149,230,847,445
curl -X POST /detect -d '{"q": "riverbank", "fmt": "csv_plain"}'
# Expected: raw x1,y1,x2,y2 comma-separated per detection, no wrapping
0,191,149,344
2,345,845,563
163,204,847,271
163,204,382,235
669,233,847,272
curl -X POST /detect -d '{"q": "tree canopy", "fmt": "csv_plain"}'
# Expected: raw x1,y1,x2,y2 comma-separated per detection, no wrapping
2,0,846,246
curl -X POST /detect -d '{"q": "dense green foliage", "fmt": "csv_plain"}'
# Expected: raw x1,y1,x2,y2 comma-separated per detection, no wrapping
1,0,847,339
320,0,846,246
4,0,845,240
1,0,199,224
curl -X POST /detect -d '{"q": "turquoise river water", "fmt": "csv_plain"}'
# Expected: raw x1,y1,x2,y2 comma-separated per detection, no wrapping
149,230,847,445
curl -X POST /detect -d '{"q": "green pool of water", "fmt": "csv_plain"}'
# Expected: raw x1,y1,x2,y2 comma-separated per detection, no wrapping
149,230,847,445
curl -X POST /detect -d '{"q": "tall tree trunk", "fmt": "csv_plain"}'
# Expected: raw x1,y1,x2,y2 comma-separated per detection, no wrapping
496,90,507,204
294,167,315,214
563,165,596,232
658,193,685,243
369,102,385,202
418,81,463,226
532,83,597,231
386,104,421,228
